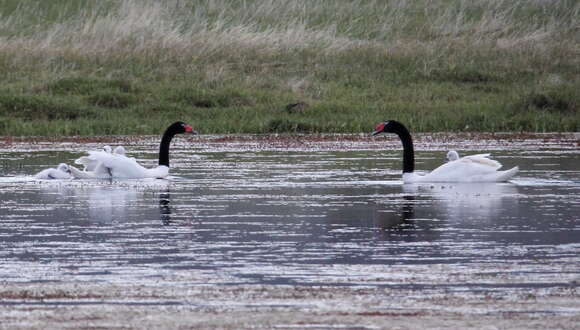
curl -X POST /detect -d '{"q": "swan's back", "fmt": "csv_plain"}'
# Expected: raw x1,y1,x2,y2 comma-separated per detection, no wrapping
429,160,498,181
447,151,501,169
460,154,501,169
87,151,144,178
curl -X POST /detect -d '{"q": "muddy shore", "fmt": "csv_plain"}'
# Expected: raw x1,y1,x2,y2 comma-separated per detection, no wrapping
1,281,578,329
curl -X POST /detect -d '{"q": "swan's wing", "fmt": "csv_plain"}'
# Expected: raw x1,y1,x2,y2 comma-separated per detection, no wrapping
460,154,502,169
469,166,519,182
492,166,519,182
70,165,114,179
75,149,116,171
88,152,148,178
70,166,96,179
424,159,501,182
74,156,101,171
92,162,112,176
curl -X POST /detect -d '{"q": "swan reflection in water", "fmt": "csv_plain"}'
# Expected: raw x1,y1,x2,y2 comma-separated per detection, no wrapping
402,182,518,222
373,195,415,230
159,191,172,225
38,180,172,224
374,183,519,230
86,187,139,223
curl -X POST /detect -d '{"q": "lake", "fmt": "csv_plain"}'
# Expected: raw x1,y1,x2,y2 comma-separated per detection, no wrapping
0,133,579,295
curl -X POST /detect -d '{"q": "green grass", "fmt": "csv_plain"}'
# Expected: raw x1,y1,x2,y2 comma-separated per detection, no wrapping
0,0,578,136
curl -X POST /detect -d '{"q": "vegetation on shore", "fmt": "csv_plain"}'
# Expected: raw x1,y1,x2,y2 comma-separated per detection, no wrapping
0,0,578,136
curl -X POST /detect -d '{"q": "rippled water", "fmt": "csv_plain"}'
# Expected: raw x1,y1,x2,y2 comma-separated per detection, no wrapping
0,135,579,293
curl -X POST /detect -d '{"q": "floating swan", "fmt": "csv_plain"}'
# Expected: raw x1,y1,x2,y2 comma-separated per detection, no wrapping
71,122,196,179
35,163,72,180
372,121,519,183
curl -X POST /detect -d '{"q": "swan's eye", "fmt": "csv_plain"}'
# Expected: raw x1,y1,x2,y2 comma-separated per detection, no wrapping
375,122,385,132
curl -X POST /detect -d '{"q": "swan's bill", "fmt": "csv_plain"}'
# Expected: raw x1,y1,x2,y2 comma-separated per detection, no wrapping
372,122,387,136
183,124,198,135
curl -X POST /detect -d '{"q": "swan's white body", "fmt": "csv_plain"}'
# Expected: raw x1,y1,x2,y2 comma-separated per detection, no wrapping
35,163,72,180
72,150,168,179
402,160,519,183
373,121,519,183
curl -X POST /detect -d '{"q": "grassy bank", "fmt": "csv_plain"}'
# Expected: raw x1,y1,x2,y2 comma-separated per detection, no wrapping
0,0,578,135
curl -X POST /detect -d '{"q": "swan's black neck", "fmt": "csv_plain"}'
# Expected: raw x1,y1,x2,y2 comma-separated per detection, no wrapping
389,121,415,173
158,123,181,167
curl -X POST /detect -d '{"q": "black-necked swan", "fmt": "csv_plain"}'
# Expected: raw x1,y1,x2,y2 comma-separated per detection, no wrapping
35,163,72,180
71,122,197,179
372,121,519,183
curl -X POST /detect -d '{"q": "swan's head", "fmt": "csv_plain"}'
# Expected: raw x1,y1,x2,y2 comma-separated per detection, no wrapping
56,163,71,174
446,150,459,162
372,120,406,136
103,146,112,153
113,146,126,156
169,121,198,135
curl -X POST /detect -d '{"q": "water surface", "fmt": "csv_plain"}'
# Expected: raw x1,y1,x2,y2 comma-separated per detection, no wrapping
0,135,578,294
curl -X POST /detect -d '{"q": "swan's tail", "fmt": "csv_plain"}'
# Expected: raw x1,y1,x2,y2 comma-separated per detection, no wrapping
494,166,519,182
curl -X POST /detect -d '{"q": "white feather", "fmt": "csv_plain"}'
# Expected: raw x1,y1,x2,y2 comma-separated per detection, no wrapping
35,163,72,180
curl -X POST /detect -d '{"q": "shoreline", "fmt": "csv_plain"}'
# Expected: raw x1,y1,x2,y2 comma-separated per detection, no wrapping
1,281,578,329
1,132,578,150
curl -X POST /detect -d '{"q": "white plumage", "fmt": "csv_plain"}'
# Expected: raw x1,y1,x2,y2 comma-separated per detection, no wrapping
403,156,519,183
35,163,72,180
72,146,130,179
72,150,168,179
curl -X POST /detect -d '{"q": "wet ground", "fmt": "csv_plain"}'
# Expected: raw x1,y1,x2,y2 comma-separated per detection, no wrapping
0,133,579,329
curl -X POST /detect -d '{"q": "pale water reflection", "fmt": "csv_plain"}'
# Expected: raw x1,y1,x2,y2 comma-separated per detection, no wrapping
0,136,578,292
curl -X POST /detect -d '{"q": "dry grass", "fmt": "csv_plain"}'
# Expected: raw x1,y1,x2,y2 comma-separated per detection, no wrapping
1,0,577,72
0,0,578,134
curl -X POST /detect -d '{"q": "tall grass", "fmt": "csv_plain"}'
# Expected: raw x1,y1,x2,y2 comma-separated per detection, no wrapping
0,0,578,135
